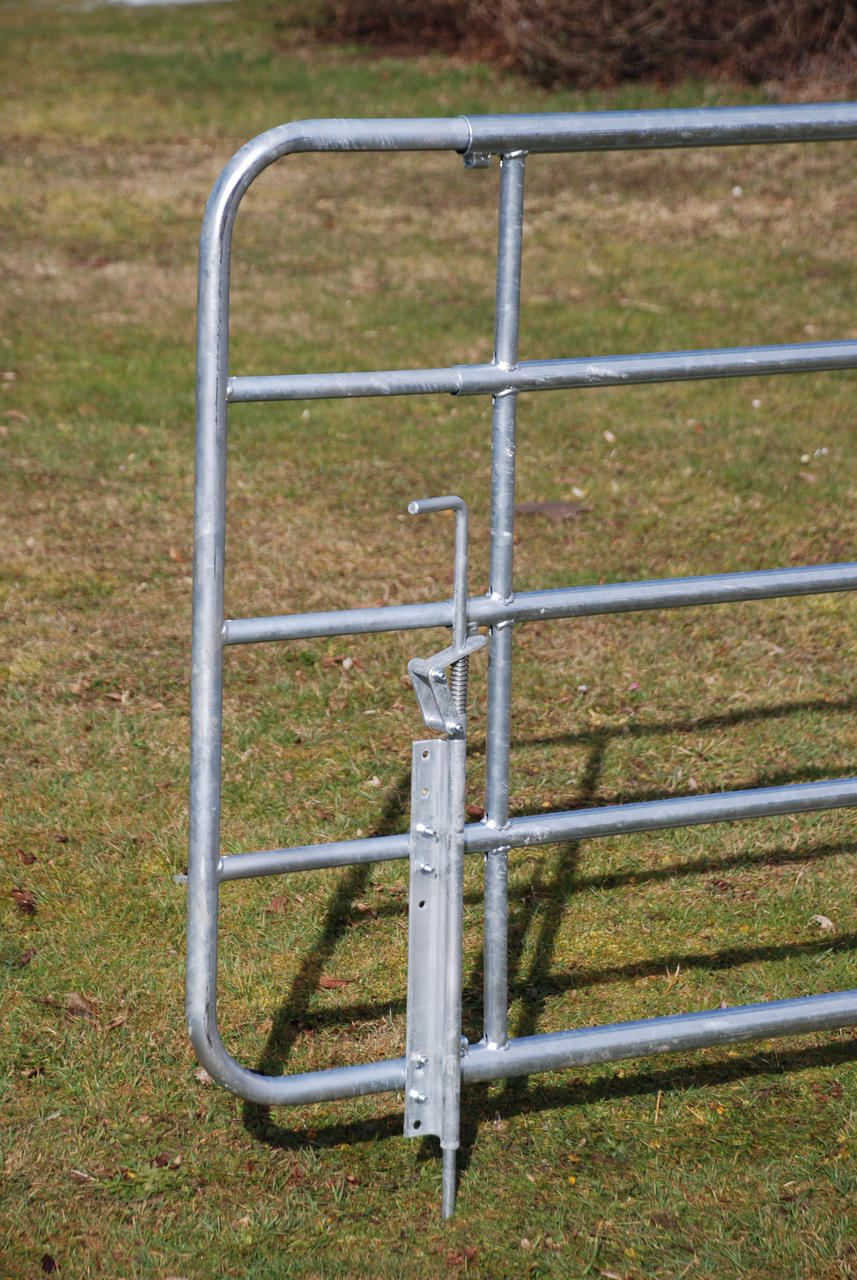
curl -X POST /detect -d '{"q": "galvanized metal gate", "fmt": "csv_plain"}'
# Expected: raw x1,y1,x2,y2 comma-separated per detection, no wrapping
188,105,857,1218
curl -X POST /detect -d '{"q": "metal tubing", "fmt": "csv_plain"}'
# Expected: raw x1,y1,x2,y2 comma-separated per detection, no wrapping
227,339,857,403
464,103,857,155
461,989,857,1082
218,832,409,880
484,152,526,1051
407,496,468,648
186,115,471,1090
189,104,857,1142
496,774,857,850
169,986,857,1109
217,775,857,881
223,561,857,646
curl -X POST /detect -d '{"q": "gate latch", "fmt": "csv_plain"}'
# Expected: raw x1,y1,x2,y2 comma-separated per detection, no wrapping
406,496,485,738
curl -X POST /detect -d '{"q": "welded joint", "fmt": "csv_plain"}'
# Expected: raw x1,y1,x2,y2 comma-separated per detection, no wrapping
460,114,492,168
479,1037,511,1053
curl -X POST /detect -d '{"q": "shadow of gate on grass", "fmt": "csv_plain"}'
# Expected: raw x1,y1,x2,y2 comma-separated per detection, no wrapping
242,693,857,1165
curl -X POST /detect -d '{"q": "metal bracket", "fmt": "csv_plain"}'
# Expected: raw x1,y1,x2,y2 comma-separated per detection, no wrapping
463,150,491,169
408,635,485,738
404,738,452,1139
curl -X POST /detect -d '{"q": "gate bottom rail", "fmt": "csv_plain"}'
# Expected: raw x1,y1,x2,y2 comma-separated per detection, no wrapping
189,988,857,1108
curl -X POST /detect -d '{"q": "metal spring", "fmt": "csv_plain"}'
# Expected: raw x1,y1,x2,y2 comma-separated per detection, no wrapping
449,655,469,717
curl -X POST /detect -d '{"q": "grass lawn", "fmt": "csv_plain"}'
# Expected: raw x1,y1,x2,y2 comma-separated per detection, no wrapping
3,2,857,1275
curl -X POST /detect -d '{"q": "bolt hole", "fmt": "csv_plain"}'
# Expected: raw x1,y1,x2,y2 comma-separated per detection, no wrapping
421,749,429,759
420,787,428,798
418,900,425,909
413,1120,421,1130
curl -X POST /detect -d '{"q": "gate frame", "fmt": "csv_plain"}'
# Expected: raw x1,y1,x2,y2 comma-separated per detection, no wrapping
188,104,857,1214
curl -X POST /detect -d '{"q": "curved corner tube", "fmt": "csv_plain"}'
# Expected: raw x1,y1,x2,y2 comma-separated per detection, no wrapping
189,105,857,1102
187,118,476,1103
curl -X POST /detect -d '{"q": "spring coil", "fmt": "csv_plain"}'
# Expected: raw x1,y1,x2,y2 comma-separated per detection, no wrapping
449,655,469,718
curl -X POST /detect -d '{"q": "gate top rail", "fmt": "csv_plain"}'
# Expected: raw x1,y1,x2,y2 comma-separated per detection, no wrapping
199,106,857,294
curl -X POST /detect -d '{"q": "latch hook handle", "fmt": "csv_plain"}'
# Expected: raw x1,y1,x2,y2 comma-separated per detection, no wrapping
407,495,485,738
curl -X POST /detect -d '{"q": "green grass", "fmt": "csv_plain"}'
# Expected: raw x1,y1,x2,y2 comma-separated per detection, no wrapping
3,2,857,1276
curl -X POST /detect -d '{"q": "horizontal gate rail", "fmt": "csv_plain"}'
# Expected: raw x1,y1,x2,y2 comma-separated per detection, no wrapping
222,561,857,645
188,100,857,1218
228,339,857,403
183,987,857,1109
218,775,857,881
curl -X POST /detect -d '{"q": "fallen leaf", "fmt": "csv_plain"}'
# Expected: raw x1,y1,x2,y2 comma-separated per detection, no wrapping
16,849,36,866
810,913,835,932
194,1066,213,1086
167,546,183,563
446,1246,477,1267
466,804,485,820
365,775,381,788
64,992,98,1020
266,896,289,914
16,948,36,968
318,975,350,990
40,1256,57,1274
11,887,36,915
515,499,592,522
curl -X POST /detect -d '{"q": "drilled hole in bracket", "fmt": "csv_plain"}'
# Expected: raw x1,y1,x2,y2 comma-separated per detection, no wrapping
418,900,426,909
